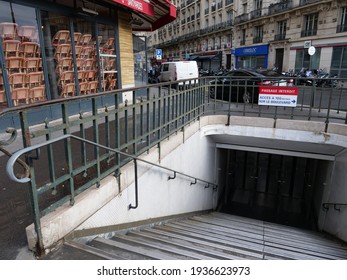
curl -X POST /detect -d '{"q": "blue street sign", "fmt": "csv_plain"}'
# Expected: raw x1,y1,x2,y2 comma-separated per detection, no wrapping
156,49,162,60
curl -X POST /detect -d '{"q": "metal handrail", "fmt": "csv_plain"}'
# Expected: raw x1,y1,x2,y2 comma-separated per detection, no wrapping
322,203,347,212
6,133,217,192
6,133,217,255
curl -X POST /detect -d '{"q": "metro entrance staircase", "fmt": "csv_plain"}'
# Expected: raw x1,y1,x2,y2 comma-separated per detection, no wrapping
43,212,347,260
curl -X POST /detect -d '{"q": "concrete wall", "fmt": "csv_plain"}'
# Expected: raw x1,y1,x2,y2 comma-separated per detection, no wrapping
318,150,347,241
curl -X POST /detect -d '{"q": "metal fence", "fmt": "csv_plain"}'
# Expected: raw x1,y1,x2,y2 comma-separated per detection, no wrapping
1,76,347,254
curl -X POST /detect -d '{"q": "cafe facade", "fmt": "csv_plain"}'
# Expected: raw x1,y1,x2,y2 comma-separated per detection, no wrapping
0,0,176,108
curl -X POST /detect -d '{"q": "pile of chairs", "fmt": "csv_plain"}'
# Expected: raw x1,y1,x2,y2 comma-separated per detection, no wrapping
0,22,45,106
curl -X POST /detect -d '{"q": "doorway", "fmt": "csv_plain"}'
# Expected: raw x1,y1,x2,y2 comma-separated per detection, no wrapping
219,149,323,229
275,48,284,72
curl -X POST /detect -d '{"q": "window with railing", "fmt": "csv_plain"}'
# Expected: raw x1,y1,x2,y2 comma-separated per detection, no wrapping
253,25,263,43
250,9,262,19
275,20,286,41
337,7,347,33
240,29,246,45
254,0,262,10
301,13,318,37
269,0,292,15
211,2,216,12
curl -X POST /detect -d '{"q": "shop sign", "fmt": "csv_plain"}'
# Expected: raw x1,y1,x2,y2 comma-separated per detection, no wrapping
258,86,298,107
235,44,269,56
113,0,154,16
304,40,311,48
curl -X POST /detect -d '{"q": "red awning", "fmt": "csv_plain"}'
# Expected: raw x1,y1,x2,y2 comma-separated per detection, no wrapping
112,0,177,31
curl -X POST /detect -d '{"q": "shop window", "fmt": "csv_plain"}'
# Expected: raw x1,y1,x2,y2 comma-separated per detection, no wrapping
331,47,347,78
294,48,321,73
41,11,74,99
73,18,99,94
98,23,117,91
0,1,45,107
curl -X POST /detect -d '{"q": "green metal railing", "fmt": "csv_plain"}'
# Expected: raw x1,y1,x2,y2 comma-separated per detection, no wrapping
1,76,347,255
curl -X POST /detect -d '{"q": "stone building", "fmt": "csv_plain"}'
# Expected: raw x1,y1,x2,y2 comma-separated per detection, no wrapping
150,0,347,77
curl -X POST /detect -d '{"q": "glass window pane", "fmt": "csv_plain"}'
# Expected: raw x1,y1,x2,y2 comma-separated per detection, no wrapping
41,11,73,99
98,23,117,92
331,47,343,68
0,1,45,107
310,48,320,69
73,18,98,95
295,50,303,72
341,47,347,68
303,51,310,69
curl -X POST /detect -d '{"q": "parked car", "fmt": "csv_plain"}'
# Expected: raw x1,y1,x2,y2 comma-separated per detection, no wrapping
209,69,293,103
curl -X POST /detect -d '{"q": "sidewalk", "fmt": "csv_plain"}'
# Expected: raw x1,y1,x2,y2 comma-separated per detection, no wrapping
0,153,34,259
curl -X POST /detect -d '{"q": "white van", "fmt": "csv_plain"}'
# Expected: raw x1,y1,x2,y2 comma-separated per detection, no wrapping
158,61,199,85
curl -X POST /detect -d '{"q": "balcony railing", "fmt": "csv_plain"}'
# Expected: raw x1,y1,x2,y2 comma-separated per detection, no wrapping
269,0,293,15
235,13,249,24
250,9,262,20
301,29,317,37
299,0,320,6
240,39,246,46
274,33,286,41
337,25,347,33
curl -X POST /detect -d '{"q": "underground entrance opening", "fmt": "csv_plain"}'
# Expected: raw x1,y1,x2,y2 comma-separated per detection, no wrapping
216,146,335,231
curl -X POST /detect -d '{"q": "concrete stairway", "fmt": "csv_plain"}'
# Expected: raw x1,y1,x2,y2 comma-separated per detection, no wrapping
48,212,347,260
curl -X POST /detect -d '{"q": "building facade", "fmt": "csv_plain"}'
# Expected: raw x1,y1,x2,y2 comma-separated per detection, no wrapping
149,0,347,77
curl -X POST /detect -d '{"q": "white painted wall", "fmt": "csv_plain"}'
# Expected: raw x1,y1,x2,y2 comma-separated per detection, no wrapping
75,120,217,232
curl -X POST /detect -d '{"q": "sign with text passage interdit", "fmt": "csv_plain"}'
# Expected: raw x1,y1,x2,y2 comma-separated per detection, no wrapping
258,86,299,107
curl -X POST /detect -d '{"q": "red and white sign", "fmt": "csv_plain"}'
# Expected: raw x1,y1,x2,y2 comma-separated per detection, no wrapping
258,86,299,107
113,0,154,16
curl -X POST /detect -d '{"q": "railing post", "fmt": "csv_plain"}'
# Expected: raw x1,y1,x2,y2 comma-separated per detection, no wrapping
325,85,333,132
20,111,45,256
62,103,75,205
128,158,139,210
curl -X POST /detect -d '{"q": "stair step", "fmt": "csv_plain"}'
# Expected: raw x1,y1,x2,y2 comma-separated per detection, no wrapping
112,234,215,260
65,240,126,260
92,237,179,260
161,222,265,253
144,227,263,259
128,230,242,259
